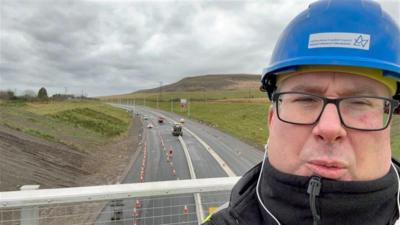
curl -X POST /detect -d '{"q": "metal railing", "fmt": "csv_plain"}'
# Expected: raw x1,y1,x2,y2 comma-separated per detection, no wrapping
0,177,240,225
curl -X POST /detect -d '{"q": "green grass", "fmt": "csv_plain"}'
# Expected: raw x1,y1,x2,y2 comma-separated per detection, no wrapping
23,128,55,141
1,99,27,107
391,116,400,158
187,102,269,149
0,99,132,152
51,108,128,137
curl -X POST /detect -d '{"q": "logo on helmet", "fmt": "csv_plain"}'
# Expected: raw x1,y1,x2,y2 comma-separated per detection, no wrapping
308,32,370,50
353,35,369,48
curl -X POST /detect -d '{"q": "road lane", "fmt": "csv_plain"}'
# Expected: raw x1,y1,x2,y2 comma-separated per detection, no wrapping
135,106,264,174
131,106,263,222
100,104,264,224
182,134,227,179
95,113,197,225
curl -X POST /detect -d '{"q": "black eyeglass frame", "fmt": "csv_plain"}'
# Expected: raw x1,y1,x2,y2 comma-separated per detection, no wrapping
271,91,400,131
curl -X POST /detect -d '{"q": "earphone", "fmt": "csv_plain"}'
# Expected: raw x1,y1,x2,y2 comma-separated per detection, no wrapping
391,162,400,225
255,144,282,225
256,143,400,225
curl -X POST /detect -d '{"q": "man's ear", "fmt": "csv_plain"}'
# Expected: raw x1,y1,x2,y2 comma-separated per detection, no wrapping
268,105,274,128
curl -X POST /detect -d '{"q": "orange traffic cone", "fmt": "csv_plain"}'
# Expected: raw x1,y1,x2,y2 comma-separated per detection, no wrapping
135,199,141,208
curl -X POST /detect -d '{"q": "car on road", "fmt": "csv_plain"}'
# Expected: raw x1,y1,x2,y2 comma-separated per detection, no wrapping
147,123,154,129
158,117,164,123
171,123,183,136
143,115,149,120
179,118,185,124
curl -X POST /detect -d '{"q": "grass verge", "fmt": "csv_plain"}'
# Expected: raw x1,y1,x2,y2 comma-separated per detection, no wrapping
23,128,55,141
144,100,269,149
0,100,131,152
51,108,128,137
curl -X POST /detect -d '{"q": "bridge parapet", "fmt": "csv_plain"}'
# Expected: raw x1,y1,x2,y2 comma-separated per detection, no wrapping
0,177,239,225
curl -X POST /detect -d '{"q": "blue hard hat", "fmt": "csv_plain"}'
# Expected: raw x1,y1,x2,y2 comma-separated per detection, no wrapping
261,0,400,100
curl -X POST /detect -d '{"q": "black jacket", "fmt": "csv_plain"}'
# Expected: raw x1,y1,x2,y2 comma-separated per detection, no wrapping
204,159,400,225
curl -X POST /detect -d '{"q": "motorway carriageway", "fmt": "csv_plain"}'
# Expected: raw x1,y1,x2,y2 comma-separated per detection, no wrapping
94,105,263,225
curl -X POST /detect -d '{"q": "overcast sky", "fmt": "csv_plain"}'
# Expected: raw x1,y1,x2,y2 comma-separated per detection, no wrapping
1,0,399,97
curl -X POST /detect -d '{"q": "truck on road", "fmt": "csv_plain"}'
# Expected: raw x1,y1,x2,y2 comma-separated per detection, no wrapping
171,123,183,136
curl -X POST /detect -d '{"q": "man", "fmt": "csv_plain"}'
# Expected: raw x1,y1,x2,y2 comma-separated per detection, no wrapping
203,0,400,224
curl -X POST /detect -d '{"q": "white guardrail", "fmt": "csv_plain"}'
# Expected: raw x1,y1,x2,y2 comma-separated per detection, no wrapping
0,177,240,225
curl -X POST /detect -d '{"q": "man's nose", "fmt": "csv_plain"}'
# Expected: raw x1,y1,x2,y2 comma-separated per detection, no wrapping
312,103,347,142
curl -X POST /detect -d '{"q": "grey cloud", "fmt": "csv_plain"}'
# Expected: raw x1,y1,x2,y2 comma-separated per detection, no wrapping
1,0,398,97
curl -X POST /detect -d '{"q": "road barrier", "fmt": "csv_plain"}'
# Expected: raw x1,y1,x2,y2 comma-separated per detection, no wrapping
0,177,240,225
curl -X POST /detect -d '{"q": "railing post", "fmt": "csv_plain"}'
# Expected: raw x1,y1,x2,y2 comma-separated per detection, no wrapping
20,185,40,225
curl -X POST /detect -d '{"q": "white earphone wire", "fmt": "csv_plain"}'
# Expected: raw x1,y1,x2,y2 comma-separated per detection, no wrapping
255,143,282,225
390,162,400,225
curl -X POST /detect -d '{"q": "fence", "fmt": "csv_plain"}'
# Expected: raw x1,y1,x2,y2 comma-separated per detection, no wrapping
0,177,240,225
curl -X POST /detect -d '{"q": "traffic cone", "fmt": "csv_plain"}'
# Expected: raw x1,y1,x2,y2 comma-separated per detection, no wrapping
133,207,137,216
135,200,141,208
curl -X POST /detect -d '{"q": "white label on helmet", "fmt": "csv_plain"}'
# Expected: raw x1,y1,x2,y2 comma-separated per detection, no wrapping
308,32,370,50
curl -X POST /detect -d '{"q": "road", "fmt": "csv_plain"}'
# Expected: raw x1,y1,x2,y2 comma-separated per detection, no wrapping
95,104,264,225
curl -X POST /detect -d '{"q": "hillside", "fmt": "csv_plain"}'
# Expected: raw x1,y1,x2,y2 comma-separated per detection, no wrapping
0,101,140,191
136,74,261,93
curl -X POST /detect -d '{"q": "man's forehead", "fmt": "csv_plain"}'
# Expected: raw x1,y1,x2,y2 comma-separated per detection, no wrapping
278,72,390,96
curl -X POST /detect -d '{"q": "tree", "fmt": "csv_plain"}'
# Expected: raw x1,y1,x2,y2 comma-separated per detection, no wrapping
7,90,16,100
0,90,17,100
38,87,48,99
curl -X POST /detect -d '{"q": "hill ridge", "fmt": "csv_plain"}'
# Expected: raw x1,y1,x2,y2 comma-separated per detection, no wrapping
135,74,261,93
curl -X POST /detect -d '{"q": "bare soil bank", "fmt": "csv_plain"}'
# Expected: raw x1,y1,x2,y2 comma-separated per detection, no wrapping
0,117,142,192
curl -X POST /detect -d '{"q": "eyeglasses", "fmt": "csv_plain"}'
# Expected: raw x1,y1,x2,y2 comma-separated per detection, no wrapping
272,92,400,131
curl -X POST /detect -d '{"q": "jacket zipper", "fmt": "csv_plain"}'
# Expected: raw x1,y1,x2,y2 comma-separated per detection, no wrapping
307,176,322,225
